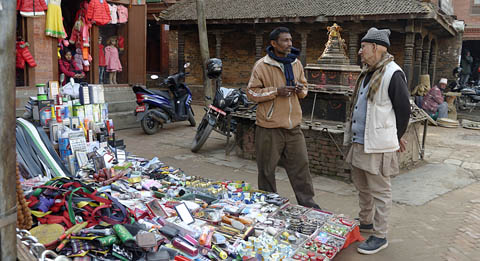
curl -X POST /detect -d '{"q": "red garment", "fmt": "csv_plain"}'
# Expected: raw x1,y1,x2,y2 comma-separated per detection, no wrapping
422,85,444,114
59,58,82,85
99,44,106,66
69,1,90,47
16,41,37,69
86,0,111,26
17,0,47,16
118,36,125,51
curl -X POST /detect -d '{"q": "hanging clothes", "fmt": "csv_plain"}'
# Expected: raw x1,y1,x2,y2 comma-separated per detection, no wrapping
118,36,125,51
105,45,122,72
86,0,111,26
74,48,84,71
69,1,90,48
17,0,48,17
16,41,37,69
109,4,118,24
117,5,128,23
45,0,67,38
99,44,106,67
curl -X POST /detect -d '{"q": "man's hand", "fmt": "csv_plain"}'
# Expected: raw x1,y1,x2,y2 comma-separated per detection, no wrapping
277,87,293,96
295,83,305,94
398,138,407,152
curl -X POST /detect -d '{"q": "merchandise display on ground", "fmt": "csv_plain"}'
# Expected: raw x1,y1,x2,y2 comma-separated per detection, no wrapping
16,82,363,260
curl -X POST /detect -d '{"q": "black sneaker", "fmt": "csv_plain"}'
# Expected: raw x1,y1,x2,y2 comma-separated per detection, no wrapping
357,235,388,254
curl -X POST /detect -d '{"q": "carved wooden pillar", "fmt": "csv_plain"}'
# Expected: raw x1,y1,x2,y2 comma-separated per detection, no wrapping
404,32,415,89
348,31,359,65
214,32,222,87
412,36,423,88
421,39,431,75
429,43,437,85
299,31,308,66
255,30,264,61
178,31,185,72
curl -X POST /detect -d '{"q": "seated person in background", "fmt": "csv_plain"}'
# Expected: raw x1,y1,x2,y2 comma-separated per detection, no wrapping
412,74,431,108
422,78,448,119
59,49,84,85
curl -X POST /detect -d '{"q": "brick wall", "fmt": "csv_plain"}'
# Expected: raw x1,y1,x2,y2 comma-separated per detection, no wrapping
453,0,480,39
171,20,458,104
436,34,463,83
174,26,436,92
168,30,179,75
233,118,422,179
29,16,57,86
454,0,480,26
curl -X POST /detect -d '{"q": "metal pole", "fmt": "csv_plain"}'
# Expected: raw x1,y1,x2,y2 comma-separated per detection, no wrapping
0,0,18,260
196,0,212,105
421,119,428,159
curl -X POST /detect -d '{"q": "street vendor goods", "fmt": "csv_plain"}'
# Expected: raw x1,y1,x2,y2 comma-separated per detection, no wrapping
19,152,363,260
18,88,363,259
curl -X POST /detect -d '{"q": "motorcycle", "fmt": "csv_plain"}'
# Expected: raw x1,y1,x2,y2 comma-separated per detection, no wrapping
191,86,248,153
449,67,480,112
132,63,195,135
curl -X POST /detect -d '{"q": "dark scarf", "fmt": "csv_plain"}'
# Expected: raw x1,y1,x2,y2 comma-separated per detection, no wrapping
266,46,300,87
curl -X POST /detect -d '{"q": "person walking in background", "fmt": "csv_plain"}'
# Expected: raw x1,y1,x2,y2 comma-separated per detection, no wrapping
246,27,320,209
460,50,473,86
344,27,411,254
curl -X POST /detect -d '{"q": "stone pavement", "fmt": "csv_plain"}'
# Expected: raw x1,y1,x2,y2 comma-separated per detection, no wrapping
117,105,480,260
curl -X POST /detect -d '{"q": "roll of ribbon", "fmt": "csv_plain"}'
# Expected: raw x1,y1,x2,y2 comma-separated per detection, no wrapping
113,224,135,247
96,235,120,247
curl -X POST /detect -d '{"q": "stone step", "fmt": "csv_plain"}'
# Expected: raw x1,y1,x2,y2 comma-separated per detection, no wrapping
107,100,137,113
104,89,136,102
109,111,139,130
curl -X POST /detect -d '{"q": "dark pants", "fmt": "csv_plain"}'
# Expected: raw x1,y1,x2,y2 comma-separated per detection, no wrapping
255,125,317,207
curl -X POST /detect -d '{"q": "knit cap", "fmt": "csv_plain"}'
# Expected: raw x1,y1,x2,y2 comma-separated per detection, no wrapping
361,27,391,47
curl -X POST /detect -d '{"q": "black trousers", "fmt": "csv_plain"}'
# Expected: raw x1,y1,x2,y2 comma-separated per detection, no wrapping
255,125,317,207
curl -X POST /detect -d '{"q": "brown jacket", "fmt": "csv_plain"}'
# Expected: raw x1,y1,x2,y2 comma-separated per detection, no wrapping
247,55,308,129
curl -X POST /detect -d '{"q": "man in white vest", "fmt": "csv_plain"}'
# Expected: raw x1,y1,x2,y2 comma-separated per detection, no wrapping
344,27,411,254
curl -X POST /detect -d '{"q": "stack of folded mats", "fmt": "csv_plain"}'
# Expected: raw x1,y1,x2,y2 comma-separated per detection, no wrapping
437,118,459,128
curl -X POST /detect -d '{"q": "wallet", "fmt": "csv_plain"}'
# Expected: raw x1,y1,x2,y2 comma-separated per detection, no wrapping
159,225,179,238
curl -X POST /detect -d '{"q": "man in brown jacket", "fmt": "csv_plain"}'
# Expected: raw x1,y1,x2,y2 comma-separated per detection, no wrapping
247,27,320,209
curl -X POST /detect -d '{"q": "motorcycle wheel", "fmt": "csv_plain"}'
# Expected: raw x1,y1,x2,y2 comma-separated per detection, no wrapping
191,116,214,153
457,96,468,111
141,112,159,135
188,107,196,127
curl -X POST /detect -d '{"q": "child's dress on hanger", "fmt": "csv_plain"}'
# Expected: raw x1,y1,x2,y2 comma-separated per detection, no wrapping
45,0,67,38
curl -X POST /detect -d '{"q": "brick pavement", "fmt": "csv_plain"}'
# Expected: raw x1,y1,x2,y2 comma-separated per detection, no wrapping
444,195,480,261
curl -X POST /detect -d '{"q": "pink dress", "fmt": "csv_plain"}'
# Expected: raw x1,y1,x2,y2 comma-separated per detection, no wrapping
117,5,128,23
104,45,122,72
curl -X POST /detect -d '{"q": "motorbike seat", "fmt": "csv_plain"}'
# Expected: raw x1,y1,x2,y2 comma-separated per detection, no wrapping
150,89,172,100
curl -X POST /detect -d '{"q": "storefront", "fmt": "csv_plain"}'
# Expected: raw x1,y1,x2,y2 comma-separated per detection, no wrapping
15,0,147,88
